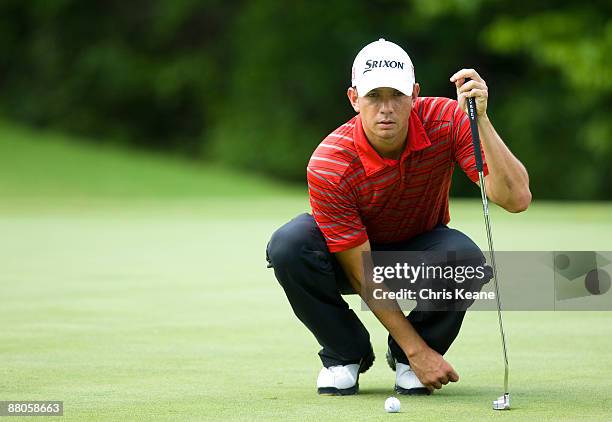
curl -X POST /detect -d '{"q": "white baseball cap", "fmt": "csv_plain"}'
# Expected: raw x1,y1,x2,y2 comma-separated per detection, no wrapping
351,38,415,97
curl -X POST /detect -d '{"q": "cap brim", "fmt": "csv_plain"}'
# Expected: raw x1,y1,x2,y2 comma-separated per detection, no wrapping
357,77,413,97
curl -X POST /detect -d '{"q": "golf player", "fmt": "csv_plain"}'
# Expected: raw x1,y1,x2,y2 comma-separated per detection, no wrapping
266,39,531,395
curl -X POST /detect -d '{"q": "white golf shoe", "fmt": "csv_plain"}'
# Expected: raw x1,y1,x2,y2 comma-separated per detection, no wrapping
386,348,431,395
316,364,360,395
394,362,431,395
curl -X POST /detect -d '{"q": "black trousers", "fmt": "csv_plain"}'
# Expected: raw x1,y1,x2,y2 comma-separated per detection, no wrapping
266,213,487,368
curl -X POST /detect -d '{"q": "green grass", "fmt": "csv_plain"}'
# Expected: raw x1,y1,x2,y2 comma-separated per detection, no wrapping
0,121,302,199
1,123,612,421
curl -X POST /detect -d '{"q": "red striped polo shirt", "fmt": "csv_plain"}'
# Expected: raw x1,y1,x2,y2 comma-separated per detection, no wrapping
307,96,488,253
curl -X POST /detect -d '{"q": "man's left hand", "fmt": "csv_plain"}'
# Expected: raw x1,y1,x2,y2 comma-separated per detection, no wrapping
450,68,488,117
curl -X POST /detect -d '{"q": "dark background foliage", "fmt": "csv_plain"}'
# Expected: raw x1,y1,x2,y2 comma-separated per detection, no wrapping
0,0,610,198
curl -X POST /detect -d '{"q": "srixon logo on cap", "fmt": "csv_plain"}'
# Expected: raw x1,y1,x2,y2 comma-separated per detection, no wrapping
363,59,405,74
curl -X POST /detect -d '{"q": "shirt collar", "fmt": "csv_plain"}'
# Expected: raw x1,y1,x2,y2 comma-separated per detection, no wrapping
354,109,431,176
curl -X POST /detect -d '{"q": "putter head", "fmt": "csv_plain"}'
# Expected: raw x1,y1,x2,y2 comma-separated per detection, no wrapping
492,393,510,410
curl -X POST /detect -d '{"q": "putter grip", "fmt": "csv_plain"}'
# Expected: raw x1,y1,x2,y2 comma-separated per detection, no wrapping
466,96,484,173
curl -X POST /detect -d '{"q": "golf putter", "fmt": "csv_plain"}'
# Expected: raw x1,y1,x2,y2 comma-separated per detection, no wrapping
466,91,510,411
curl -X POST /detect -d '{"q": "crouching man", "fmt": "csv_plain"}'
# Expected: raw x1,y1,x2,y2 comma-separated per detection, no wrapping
266,39,530,395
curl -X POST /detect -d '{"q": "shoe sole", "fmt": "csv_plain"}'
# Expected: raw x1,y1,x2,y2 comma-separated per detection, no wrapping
395,385,432,395
317,383,359,396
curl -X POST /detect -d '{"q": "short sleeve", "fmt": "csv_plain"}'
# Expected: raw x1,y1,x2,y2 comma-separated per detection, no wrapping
307,167,368,253
452,102,488,182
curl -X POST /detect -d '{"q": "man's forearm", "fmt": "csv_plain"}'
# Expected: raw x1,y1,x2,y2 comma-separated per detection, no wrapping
346,274,427,358
478,115,532,212
336,242,432,359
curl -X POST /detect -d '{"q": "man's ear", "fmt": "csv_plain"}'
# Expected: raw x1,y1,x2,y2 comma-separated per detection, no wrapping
412,83,420,103
347,87,360,113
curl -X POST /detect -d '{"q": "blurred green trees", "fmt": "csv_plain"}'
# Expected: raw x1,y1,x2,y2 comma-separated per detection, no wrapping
0,0,610,199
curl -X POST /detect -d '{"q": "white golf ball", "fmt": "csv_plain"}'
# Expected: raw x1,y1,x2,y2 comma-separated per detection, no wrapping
384,396,401,413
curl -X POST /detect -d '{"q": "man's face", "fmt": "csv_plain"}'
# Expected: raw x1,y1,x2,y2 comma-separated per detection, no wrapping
348,84,420,150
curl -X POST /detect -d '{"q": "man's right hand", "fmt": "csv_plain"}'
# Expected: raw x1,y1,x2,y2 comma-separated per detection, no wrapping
407,346,459,391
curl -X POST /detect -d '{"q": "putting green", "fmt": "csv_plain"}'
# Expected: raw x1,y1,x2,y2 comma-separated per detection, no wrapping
1,197,611,421
1,124,611,420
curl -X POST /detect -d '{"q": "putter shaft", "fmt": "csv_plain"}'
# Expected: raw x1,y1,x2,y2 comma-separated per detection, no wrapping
466,94,509,399
478,171,509,395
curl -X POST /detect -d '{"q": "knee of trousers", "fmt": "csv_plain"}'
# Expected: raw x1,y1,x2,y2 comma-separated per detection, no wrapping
442,228,487,262
266,226,302,272
443,229,492,286
266,215,332,287
418,230,492,311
